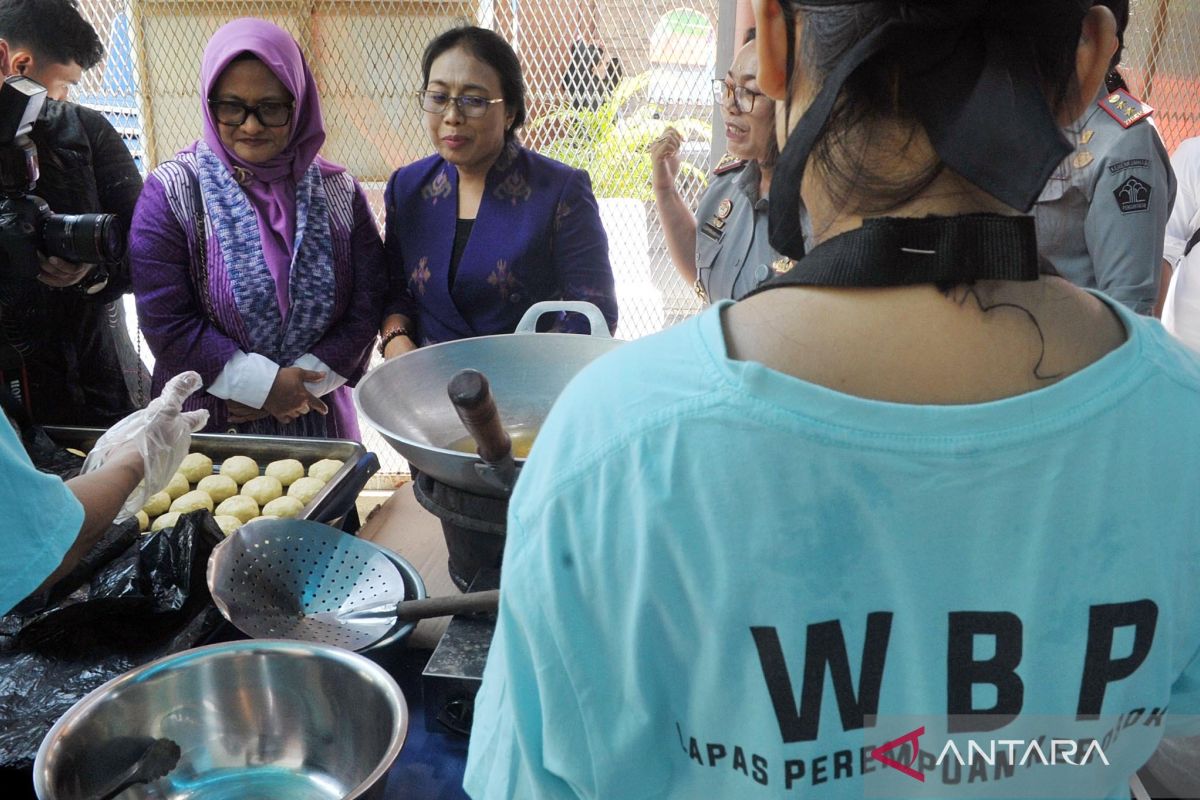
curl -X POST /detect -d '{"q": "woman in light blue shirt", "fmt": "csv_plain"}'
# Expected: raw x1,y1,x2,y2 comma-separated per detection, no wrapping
1,372,206,614
465,2,1200,798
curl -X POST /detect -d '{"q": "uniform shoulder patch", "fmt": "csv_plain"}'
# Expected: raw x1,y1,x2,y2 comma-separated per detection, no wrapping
1113,175,1152,214
713,154,748,176
1098,89,1153,129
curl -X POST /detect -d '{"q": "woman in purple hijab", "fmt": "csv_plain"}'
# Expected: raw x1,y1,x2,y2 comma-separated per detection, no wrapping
130,18,384,439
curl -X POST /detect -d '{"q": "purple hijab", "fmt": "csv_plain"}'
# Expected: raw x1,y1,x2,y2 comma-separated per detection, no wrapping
190,18,343,313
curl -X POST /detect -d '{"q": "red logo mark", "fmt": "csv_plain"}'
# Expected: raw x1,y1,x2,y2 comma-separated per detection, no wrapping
870,726,926,782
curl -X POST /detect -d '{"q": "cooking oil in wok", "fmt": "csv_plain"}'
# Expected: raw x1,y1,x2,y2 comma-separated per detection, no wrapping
446,427,538,459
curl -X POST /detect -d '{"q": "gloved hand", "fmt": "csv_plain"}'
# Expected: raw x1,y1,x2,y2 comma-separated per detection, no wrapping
81,371,210,522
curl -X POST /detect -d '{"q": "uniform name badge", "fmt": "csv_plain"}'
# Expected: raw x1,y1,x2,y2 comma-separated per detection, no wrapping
716,198,733,224
703,197,734,240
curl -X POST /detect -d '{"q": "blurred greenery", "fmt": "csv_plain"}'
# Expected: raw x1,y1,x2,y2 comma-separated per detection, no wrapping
661,9,711,36
531,71,711,202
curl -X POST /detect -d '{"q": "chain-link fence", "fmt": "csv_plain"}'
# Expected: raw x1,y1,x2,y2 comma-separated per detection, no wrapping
74,0,737,476
70,0,1200,476
1122,0,1200,154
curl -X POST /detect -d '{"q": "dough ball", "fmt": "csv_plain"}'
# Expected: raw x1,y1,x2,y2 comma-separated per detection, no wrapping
262,496,303,519
220,455,259,485
143,491,171,517
258,514,280,521
197,474,238,504
178,452,213,483
287,476,325,506
216,494,259,524
135,510,150,533
213,515,243,536
265,458,305,487
308,459,343,482
241,475,283,506
151,511,182,532
170,489,214,514
165,472,190,499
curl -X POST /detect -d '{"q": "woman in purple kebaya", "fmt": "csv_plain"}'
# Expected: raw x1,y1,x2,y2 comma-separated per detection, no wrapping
378,26,618,358
130,18,384,438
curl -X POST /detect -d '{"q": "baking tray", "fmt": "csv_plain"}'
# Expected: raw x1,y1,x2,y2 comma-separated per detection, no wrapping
43,427,379,528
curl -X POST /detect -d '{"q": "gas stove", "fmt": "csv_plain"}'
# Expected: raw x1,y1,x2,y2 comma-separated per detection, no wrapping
422,568,499,736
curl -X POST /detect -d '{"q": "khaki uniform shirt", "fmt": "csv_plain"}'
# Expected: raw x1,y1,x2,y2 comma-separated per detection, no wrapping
694,160,790,302
1034,89,1176,315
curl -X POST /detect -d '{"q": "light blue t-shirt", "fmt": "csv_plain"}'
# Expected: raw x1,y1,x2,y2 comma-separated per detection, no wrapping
0,417,83,615
465,297,1200,799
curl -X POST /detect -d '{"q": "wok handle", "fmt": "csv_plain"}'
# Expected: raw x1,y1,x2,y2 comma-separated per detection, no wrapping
513,300,612,338
394,589,501,622
448,370,513,466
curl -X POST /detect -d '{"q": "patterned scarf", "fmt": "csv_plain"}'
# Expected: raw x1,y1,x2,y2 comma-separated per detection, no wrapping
195,141,336,436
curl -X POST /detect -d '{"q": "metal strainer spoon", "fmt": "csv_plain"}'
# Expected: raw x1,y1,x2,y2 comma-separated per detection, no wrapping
207,518,498,651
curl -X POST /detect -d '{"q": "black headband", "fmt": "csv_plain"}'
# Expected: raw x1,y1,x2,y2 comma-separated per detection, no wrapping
769,0,1090,259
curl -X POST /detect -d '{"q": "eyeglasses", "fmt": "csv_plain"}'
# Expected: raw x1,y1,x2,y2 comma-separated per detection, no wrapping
208,99,295,128
712,79,765,113
415,90,505,118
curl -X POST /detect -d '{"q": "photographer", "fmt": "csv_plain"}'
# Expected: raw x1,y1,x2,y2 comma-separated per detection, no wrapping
0,0,144,428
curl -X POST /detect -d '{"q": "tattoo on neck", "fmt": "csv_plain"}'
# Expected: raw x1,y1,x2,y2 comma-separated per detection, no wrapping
944,284,1061,382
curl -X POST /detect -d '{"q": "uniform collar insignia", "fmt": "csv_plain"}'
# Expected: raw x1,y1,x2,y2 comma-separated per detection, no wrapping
1099,89,1153,129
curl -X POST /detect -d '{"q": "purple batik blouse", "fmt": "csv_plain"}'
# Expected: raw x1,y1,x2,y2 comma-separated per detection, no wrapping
384,142,618,344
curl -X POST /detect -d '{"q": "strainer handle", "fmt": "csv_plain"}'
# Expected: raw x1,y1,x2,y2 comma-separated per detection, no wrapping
394,589,501,622
513,301,612,337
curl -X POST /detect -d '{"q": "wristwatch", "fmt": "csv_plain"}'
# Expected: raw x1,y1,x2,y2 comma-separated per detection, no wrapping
379,327,412,356
77,265,110,296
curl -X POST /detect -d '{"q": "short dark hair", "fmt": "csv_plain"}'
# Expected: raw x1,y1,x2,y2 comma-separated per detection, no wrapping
421,26,526,140
0,0,103,70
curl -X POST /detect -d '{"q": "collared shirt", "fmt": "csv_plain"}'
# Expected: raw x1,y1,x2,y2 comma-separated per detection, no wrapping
383,143,618,343
1163,137,1200,270
1035,90,1176,315
695,161,790,302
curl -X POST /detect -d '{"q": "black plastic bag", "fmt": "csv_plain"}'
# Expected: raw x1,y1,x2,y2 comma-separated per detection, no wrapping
0,510,225,770
0,390,85,479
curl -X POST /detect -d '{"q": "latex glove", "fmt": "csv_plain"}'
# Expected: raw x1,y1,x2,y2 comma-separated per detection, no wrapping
81,371,210,522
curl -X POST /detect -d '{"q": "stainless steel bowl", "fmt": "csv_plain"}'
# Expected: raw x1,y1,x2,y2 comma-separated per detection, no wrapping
33,640,408,800
355,301,621,497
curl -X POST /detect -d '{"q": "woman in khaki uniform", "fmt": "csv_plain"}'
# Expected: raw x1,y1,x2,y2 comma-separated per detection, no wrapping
651,38,800,303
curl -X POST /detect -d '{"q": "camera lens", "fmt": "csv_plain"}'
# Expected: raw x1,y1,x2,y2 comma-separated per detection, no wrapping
40,212,125,264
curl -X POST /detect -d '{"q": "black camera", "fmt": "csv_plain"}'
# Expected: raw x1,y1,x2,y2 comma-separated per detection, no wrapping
0,75,123,292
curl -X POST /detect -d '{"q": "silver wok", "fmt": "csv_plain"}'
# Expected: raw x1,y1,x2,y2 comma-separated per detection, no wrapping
355,301,620,497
